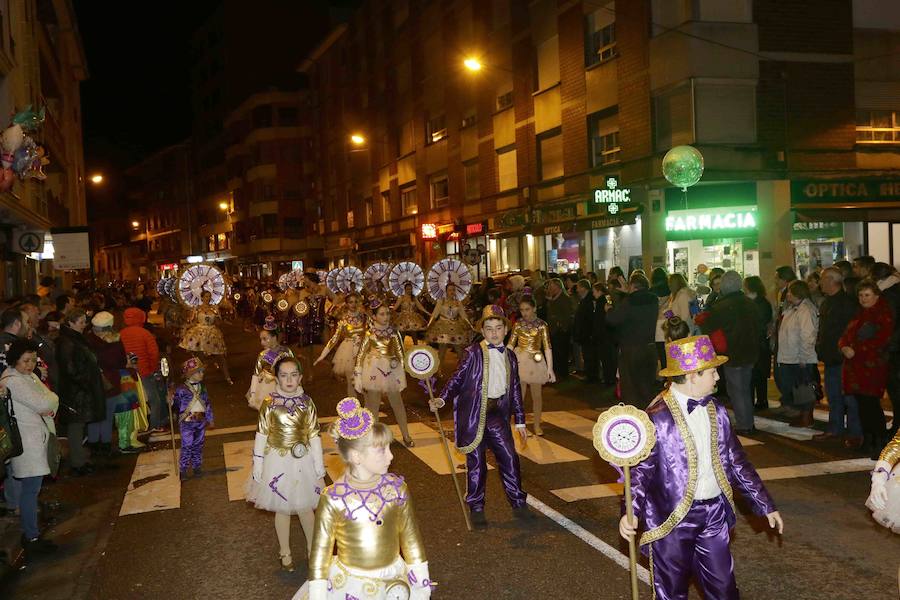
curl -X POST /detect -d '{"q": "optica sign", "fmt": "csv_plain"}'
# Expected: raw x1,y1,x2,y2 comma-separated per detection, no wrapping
665,206,758,237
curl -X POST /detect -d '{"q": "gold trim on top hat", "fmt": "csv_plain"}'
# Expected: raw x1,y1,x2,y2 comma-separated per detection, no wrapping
658,335,728,377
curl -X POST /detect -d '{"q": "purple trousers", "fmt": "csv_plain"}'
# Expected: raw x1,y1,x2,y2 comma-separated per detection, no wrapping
179,420,206,472
464,409,527,512
648,495,739,600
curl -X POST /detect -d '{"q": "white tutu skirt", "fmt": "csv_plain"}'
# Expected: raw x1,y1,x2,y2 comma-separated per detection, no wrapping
395,310,426,332
356,355,407,393
331,339,360,378
514,348,550,385
293,557,429,600
868,465,900,533
247,377,276,411
245,450,324,515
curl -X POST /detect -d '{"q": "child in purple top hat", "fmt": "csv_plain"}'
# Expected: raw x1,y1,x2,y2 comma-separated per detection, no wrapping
173,357,214,480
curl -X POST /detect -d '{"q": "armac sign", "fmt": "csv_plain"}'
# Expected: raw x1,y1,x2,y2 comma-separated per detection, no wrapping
792,180,900,203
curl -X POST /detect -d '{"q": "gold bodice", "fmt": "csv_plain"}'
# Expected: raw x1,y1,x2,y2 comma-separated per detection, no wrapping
354,326,404,370
257,390,319,454
508,318,552,353
194,305,219,326
323,312,368,354
879,430,900,468
253,346,295,381
438,300,465,320
308,474,426,580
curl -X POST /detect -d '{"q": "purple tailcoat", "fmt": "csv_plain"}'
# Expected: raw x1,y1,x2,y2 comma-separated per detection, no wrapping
173,383,214,425
438,340,524,454
630,391,776,550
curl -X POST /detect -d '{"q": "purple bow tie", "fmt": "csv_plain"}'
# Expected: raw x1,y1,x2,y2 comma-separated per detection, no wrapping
687,396,713,414
488,344,506,353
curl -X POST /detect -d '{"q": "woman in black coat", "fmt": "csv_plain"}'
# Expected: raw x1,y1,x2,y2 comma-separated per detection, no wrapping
744,276,773,410
56,309,105,475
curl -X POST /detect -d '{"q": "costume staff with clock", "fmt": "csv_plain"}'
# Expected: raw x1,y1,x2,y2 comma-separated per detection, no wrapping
507,295,555,436
619,335,784,600
293,398,432,600
179,289,234,385
314,292,368,399
430,305,532,528
246,316,296,410
247,357,325,573
353,299,413,447
425,282,474,367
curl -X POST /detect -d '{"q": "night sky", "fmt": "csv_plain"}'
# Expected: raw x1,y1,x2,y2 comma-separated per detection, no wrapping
74,1,221,175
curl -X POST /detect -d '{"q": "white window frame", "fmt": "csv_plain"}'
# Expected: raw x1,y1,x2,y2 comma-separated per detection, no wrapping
430,174,449,208
856,110,900,144
401,185,418,216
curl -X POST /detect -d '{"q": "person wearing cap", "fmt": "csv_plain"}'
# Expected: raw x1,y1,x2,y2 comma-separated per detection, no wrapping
619,335,783,599
172,357,214,480
431,305,531,529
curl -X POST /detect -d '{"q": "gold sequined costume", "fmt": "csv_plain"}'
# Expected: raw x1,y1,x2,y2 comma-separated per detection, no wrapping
292,474,432,600
179,305,226,355
393,295,427,332
354,326,407,394
425,300,472,346
322,312,367,378
868,431,900,532
508,318,553,384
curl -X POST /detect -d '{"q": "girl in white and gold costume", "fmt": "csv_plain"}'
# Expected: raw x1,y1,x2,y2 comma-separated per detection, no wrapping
247,357,325,572
507,296,556,436
246,316,295,410
867,431,900,533
293,398,432,600
425,282,473,365
392,282,428,337
353,300,413,447
315,292,367,398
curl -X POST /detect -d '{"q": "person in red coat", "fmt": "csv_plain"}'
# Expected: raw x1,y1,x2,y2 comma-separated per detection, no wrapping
120,307,164,432
839,279,895,458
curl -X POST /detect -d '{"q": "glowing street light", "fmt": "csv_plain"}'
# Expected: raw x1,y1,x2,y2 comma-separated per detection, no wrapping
350,134,366,146
131,220,140,228
463,57,483,72
90,174,104,184
218,201,229,211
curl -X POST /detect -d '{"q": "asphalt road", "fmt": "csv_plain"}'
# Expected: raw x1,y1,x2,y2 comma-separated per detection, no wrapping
1,320,898,600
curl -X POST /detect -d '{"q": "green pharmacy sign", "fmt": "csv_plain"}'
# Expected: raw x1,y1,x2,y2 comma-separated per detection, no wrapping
593,176,631,211
665,206,758,240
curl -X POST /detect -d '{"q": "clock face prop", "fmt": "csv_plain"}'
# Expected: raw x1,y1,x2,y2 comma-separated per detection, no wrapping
592,404,656,467
163,277,178,301
363,262,391,294
388,261,425,298
293,299,310,317
325,268,341,294
336,266,364,293
427,258,472,301
278,270,301,291
403,345,440,380
177,264,226,307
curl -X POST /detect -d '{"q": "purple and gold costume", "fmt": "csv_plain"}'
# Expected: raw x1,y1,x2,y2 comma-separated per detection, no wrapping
629,390,777,600
173,382,214,472
438,340,527,512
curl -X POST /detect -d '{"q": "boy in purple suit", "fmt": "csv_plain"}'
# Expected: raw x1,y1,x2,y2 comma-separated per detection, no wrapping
432,305,532,528
619,335,784,599
173,357,214,480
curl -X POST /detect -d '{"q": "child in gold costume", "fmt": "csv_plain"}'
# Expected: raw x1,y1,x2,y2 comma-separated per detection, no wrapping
293,397,432,600
315,292,367,398
867,431,900,533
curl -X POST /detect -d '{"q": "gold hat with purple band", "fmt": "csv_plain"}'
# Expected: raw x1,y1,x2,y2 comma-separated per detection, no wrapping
476,304,510,330
182,357,205,378
658,335,728,377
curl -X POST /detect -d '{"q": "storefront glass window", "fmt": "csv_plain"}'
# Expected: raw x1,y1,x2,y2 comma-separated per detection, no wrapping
490,237,521,274
591,219,642,278
792,221,863,278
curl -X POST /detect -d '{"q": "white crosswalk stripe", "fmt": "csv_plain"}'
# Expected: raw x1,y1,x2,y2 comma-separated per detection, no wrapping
119,449,181,516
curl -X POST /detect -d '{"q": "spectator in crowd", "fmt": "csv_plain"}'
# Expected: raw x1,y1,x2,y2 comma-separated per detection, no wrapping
37,276,56,300
839,279,895,458
57,309,106,476
704,270,724,307
843,275,861,297
132,283,153,315
573,279,596,382
872,262,900,438
0,308,25,371
649,267,670,299
545,278,574,380
529,272,546,316
607,266,626,291
700,271,760,435
852,255,875,279
589,282,615,385
814,267,862,447
772,265,799,400
806,271,825,309
18,301,55,389
744,276,773,410
776,280,819,427
55,294,74,317
606,273,659,407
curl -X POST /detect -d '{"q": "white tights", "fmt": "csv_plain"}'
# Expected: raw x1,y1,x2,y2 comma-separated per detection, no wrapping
365,391,411,442
274,510,316,560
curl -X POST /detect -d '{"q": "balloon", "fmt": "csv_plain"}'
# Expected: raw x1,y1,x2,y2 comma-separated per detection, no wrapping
11,137,37,179
11,105,45,132
1,124,24,153
662,145,704,191
0,168,14,191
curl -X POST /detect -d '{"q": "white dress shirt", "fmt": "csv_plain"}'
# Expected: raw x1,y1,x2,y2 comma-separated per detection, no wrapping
486,346,508,398
670,387,722,501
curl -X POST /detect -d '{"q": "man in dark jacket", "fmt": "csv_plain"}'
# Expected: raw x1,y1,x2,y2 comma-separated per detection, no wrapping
573,280,598,382
606,273,659,407
0,308,25,373
545,278,574,380
872,263,900,439
814,267,862,445
700,271,760,434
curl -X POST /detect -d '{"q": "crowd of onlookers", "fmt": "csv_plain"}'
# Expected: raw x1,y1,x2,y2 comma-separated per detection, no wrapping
471,256,899,460
0,277,165,561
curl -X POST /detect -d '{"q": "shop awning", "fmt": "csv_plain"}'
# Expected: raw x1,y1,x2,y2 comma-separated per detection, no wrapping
531,204,641,236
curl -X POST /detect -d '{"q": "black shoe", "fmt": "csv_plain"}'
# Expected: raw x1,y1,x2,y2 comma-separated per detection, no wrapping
470,511,487,529
754,403,769,411
512,506,536,521
120,446,142,454
71,464,95,477
21,535,58,558
193,468,203,478
179,471,189,482
734,428,757,436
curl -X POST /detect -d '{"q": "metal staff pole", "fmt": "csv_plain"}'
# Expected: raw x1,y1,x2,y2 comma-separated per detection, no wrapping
425,376,472,532
160,358,178,472
624,466,639,600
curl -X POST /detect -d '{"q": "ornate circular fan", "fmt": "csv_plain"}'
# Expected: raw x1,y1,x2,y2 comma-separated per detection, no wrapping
177,264,226,306
325,268,341,294
336,266,364,293
163,277,177,301
363,262,391,294
388,261,425,297
426,258,472,301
